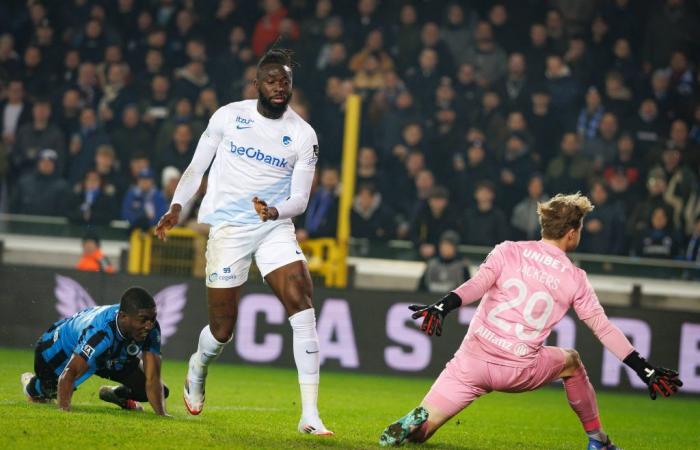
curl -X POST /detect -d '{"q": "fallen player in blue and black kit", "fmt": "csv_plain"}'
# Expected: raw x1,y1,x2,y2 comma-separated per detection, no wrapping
21,287,170,415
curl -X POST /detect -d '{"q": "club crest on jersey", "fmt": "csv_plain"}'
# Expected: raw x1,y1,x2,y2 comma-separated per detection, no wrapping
126,343,140,356
282,135,292,146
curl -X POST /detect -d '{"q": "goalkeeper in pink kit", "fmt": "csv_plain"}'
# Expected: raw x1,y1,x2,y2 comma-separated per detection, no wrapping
379,193,682,449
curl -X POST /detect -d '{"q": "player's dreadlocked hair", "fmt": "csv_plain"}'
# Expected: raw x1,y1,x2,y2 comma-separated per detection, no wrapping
537,192,594,239
120,287,156,314
257,46,296,71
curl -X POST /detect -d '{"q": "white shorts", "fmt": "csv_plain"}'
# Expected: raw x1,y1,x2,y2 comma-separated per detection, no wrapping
205,220,306,288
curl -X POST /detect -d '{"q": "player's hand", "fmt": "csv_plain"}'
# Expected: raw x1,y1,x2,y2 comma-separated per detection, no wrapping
252,196,278,221
155,204,182,241
408,292,462,337
623,351,683,400
643,367,683,400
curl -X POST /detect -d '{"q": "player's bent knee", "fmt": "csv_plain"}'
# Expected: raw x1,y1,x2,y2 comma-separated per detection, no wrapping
567,349,582,369
209,323,234,343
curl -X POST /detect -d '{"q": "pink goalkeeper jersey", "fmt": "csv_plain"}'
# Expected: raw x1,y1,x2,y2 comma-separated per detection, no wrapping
455,240,605,367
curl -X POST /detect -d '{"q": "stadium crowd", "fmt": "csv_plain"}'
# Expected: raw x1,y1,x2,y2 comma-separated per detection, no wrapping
1,0,700,265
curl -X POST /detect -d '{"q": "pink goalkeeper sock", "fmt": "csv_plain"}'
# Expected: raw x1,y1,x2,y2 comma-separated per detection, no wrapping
563,365,601,432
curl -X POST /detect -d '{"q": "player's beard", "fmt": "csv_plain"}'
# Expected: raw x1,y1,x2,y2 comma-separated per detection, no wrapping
259,88,291,116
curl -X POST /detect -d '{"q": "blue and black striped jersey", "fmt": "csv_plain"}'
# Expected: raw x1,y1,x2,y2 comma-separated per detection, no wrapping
36,304,161,387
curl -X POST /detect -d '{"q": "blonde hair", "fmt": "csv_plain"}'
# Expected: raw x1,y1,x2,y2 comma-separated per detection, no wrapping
537,193,594,239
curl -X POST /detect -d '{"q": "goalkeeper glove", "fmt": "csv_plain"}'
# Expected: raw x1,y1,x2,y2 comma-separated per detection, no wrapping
623,351,683,400
408,292,462,337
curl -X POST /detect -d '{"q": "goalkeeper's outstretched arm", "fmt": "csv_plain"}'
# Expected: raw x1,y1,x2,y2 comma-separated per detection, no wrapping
583,313,683,399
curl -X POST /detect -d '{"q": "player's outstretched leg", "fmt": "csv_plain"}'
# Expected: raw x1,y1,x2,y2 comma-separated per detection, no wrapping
20,372,53,403
560,350,620,450
99,386,144,411
290,308,333,436
184,325,228,415
379,406,429,447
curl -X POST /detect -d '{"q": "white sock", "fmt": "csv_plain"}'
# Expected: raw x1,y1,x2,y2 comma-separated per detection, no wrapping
289,308,320,419
190,325,228,381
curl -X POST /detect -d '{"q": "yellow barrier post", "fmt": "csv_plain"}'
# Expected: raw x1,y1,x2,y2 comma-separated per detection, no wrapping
335,93,362,287
128,229,143,274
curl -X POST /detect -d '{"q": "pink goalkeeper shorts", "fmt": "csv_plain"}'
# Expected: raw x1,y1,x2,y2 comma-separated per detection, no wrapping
423,346,567,418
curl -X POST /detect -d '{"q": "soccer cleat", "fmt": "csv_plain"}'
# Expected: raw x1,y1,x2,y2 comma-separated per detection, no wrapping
379,406,429,447
183,354,206,415
99,386,144,411
587,437,622,450
20,372,49,403
298,417,334,436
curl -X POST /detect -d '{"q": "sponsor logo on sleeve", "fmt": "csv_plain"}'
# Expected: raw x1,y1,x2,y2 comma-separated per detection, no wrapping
81,344,95,359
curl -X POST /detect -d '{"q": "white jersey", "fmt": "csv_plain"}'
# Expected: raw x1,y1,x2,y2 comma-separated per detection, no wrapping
173,99,319,228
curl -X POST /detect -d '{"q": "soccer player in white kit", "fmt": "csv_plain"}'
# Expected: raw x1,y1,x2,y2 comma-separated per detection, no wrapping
155,48,332,435
380,193,682,449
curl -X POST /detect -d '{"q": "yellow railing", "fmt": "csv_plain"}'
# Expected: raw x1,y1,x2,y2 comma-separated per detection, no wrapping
128,227,206,277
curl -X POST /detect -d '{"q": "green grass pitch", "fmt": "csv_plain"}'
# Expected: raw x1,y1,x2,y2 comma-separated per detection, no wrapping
1,348,698,449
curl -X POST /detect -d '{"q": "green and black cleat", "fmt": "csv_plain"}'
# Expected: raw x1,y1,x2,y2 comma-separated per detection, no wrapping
379,406,429,447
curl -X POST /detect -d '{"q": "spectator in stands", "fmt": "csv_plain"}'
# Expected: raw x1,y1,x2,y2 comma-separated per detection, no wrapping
454,63,482,125
93,144,124,199
66,169,118,226
351,182,395,240
1,80,32,147
583,112,619,171
654,147,697,229
496,52,530,113
141,74,171,130
356,146,385,195
627,98,665,158
628,168,677,239
155,97,204,155
527,89,561,164
525,23,549,83
603,133,643,209
12,99,65,177
476,90,507,152
194,87,219,121
461,181,509,247
297,166,339,241
409,185,459,260
159,123,195,174
577,86,605,140
500,133,537,214
75,232,115,273
10,149,69,216
67,107,111,184
580,179,626,255
56,88,83,139
545,53,580,126
603,70,634,118
545,132,592,195
643,0,700,70
172,59,210,104
405,48,442,110
511,174,548,240
98,62,135,127
420,229,470,294
121,167,167,230
391,3,421,73
109,104,152,168
440,3,476,67
464,21,507,87
633,206,682,259
252,0,298,57
449,137,498,209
